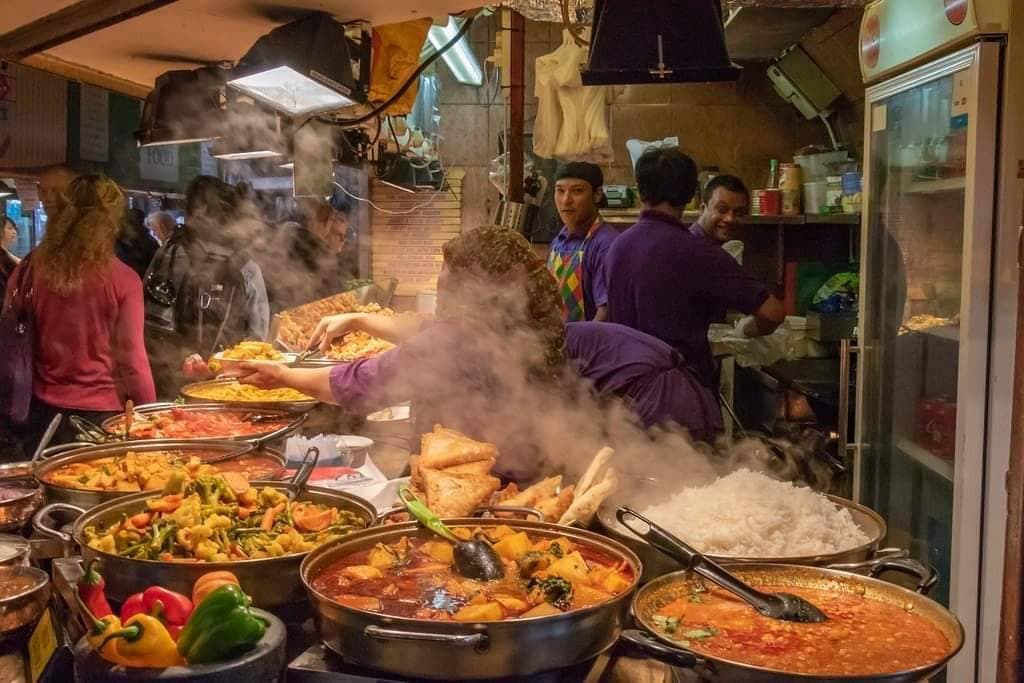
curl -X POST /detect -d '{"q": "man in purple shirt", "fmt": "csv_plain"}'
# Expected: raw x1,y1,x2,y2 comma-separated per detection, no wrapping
690,174,750,245
546,162,619,322
566,321,722,439
606,148,785,387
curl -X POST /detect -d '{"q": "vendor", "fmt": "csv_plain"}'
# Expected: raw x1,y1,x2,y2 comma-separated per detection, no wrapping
236,225,565,481
566,321,723,440
605,147,785,388
546,162,618,322
691,174,750,245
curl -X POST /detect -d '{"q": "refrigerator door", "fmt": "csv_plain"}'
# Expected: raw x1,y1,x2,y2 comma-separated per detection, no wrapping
855,41,1000,680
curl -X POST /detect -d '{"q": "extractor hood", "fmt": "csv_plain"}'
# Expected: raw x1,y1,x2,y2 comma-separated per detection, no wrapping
581,0,742,84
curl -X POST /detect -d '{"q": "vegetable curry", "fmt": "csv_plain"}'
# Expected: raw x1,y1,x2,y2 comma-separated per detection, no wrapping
311,525,634,621
651,583,952,676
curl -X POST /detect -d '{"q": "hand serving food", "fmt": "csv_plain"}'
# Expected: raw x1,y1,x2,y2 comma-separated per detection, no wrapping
234,361,288,389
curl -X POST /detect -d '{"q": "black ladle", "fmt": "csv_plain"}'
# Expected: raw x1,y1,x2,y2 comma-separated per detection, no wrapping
399,486,505,581
616,507,827,624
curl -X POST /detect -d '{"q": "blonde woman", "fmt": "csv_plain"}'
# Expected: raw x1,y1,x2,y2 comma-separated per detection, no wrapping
5,174,154,452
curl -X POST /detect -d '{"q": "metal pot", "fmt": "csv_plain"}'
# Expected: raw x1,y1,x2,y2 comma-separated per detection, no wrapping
621,563,963,682
0,461,41,534
33,439,288,510
596,494,899,582
0,565,50,644
180,379,319,413
96,402,306,443
31,481,376,609
301,518,642,680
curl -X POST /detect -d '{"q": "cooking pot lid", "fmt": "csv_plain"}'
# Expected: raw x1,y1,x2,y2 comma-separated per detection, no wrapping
0,535,28,564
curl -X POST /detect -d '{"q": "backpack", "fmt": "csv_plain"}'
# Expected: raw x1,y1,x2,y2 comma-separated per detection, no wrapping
143,235,250,356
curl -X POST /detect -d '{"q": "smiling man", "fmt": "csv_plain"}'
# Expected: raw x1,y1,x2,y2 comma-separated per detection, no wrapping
691,174,749,245
546,162,619,322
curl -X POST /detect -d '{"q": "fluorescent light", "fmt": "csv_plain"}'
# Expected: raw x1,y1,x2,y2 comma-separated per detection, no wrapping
229,66,354,117
140,135,219,148
429,17,483,86
213,149,284,161
280,162,294,170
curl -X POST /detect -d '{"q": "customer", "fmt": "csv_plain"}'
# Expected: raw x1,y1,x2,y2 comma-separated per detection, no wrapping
605,148,784,388
146,211,178,246
6,174,155,451
0,216,20,305
546,162,618,322
37,165,78,221
691,174,749,245
236,225,564,481
117,207,160,279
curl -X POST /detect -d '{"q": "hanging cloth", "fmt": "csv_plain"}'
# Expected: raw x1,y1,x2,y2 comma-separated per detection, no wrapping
369,18,433,116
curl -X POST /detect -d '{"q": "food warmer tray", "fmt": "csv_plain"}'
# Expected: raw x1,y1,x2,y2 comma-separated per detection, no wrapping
98,402,307,442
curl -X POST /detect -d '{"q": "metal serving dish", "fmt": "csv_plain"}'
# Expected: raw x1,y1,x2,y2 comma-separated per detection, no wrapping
597,493,897,582
181,379,319,412
0,461,41,534
97,402,306,443
0,565,50,644
622,563,963,682
301,518,642,680
33,439,288,509
31,482,377,609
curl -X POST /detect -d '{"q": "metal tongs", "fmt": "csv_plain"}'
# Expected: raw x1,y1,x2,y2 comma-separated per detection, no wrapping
284,446,320,501
617,507,828,624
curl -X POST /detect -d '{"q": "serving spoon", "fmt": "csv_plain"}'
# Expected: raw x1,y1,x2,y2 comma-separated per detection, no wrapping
399,486,505,581
616,507,827,624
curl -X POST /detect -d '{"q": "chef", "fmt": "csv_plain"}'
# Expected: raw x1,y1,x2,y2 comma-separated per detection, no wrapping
605,147,785,389
546,162,619,322
691,174,750,245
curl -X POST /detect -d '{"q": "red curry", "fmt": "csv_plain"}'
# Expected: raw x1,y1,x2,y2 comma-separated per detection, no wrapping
106,407,291,439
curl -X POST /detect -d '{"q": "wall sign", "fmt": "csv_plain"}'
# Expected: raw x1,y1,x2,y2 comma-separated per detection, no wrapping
139,145,179,183
79,85,109,162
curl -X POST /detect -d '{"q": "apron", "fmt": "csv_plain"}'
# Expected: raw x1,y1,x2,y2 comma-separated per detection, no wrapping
546,219,602,322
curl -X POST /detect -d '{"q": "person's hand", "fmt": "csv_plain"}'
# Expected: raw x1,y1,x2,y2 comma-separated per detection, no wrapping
235,361,289,389
308,313,361,353
181,354,212,379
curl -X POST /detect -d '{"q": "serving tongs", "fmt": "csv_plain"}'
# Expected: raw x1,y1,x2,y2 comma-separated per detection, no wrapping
283,446,320,501
68,415,112,444
616,507,827,624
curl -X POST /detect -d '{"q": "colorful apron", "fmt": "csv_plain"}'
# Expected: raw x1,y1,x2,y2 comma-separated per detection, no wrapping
547,219,602,322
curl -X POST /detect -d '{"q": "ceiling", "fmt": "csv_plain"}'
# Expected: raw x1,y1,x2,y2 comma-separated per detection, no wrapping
0,0,484,95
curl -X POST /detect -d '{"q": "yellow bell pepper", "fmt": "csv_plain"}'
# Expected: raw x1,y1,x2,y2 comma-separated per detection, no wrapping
100,613,184,668
87,614,131,666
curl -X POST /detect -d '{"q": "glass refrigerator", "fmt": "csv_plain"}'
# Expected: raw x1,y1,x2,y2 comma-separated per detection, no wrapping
855,1,1023,680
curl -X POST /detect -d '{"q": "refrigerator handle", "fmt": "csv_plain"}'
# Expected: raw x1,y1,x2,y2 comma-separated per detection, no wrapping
838,338,859,496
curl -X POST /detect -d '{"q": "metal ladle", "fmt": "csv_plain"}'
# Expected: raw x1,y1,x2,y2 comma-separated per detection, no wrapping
616,507,827,624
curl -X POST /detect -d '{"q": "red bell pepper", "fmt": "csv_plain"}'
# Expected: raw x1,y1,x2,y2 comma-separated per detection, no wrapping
77,560,113,619
120,586,193,639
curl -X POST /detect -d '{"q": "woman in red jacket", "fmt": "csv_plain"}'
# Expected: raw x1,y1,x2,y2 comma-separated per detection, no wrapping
7,174,155,453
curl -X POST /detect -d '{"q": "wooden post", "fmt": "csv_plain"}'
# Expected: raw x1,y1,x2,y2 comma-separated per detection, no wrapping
506,10,526,203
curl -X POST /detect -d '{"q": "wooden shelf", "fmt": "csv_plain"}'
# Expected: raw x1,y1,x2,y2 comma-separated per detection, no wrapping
896,437,954,481
906,177,966,195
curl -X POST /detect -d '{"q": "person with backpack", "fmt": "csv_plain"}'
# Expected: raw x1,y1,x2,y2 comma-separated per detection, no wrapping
4,174,155,453
143,176,270,396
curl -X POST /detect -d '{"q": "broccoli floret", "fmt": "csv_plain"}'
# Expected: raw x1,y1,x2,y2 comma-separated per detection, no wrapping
529,576,574,610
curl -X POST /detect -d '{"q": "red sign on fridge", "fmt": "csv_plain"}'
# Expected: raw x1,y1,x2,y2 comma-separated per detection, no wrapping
862,14,881,69
944,0,969,26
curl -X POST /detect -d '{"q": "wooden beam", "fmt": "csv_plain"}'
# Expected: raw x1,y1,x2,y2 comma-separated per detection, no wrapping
0,0,181,60
506,10,525,204
19,53,151,98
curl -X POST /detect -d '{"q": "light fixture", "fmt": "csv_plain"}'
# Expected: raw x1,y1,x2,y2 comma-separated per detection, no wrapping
428,17,483,86
211,97,287,160
0,180,15,198
229,13,368,116
136,67,225,147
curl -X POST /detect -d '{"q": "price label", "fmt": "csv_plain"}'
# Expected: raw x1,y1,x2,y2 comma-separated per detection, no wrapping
28,609,57,683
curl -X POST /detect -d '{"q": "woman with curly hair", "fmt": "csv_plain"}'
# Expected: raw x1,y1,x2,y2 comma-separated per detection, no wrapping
236,225,565,480
6,174,155,451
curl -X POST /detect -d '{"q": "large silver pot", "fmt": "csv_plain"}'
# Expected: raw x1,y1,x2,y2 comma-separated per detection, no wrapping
596,494,910,582
33,439,288,510
622,563,964,682
97,402,306,443
302,518,642,680
31,481,376,609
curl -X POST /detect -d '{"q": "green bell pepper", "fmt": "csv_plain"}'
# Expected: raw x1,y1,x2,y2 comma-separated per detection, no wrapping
175,584,267,665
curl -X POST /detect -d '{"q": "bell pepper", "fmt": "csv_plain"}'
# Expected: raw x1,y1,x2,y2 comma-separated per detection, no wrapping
85,609,130,666
176,584,267,665
191,570,240,606
77,560,113,619
120,586,193,639
100,613,184,668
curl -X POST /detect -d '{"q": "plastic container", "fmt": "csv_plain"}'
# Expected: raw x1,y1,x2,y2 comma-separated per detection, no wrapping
802,181,828,214
825,176,844,213
336,435,373,469
793,150,851,181
841,172,862,214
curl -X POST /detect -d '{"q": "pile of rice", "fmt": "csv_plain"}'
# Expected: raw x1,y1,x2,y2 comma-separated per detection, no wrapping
639,469,869,557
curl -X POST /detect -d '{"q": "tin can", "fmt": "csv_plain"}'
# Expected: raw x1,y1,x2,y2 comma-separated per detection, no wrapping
752,189,781,216
779,163,802,191
781,189,801,216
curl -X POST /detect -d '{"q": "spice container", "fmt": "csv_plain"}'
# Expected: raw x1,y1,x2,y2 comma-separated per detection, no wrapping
779,163,802,216
841,172,862,214
752,189,782,216
824,175,844,214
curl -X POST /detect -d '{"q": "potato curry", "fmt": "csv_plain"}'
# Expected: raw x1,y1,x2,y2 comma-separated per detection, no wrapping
650,583,953,676
311,525,634,621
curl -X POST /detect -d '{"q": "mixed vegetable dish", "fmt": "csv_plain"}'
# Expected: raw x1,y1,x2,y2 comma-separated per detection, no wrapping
311,525,634,621
83,474,367,561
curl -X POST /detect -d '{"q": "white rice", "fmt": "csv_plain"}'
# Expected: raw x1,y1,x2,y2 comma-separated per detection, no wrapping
639,469,870,557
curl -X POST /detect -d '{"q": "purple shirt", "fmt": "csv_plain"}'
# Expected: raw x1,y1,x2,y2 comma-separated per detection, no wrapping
548,221,618,320
566,322,722,437
605,210,769,386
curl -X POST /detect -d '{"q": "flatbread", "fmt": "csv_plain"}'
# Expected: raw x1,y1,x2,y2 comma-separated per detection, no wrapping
576,447,613,496
421,467,501,517
536,486,575,522
418,425,499,469
559,469,617,526
500,475,562,509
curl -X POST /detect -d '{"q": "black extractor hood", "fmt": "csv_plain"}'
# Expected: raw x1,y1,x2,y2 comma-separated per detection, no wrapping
581,0,742,85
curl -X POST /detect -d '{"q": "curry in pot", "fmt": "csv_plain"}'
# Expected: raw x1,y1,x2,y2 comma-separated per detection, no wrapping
650,583,953,676
312,525,634,621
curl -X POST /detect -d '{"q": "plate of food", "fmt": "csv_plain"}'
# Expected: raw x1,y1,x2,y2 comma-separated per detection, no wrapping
181,379,317,412
209,341,296,375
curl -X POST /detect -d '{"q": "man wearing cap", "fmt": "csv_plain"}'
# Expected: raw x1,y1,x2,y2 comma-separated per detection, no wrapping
546,162,619,322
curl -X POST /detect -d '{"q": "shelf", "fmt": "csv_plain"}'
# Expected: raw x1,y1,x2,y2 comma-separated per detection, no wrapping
601,209,860,226
905,177,966,195
899,325,960,342
895,437,954,481
804,213,861,225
